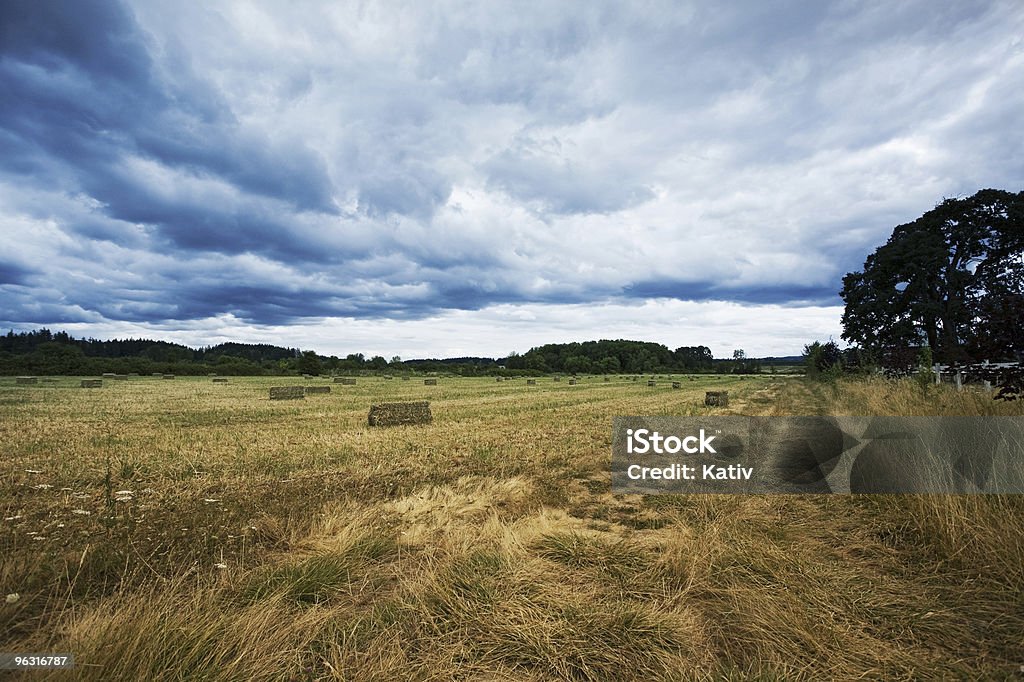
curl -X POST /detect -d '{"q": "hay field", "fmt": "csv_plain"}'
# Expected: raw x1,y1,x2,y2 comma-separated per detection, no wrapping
1,375,1022,680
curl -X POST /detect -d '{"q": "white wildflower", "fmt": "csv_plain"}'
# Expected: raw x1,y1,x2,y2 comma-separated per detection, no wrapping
5,593,19,604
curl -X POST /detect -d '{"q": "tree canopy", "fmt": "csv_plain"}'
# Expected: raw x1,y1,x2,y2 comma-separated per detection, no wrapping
840,189,1024,368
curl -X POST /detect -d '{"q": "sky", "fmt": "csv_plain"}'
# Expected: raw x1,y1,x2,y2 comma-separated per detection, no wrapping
1,1,1022,359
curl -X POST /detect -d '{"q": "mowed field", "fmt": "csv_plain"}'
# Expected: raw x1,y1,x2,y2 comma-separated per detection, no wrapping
1,374,1023,680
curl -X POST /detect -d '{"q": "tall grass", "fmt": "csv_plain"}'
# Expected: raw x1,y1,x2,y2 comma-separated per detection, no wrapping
1,375,1022,679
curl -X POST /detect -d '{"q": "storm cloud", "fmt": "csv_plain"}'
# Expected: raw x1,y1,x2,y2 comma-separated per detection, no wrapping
1,0,1022,356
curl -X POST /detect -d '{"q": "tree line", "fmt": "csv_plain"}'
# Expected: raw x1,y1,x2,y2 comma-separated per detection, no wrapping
1,330,774,377
504,340,764,374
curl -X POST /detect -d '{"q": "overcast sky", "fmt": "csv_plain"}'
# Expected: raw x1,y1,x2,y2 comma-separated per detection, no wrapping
2,1,1022,359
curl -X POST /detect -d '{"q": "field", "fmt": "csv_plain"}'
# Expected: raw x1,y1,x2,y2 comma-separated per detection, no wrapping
1,374,1023,680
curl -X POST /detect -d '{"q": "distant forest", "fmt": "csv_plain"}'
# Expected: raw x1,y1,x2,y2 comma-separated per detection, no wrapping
0,329,794,376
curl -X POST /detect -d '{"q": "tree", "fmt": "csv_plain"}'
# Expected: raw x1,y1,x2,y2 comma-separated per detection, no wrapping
297,351,322,375
674,346,713,371
803,340,842,378
841,189,1024,366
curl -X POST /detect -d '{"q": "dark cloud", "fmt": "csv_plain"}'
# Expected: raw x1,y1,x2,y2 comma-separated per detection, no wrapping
622,280,842,307
0,0,338,238
0,0,1021,338
0,261,34,286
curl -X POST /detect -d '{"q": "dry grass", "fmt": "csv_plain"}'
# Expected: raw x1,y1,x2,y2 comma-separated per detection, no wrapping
0,374,1022,679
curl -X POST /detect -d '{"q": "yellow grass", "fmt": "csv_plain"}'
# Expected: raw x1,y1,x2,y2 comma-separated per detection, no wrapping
0,374,1022,679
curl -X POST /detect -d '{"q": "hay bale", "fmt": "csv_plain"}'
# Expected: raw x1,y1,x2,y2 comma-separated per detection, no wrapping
269,386,305,400
401,376,410,381
503,377,511,381
672,381,681,389
334,378,357,385
424,378,438,386
604,377,610,382
705,390,729,407
80,379,103,388
162,374,175,380
553,377,561,382
385,376,393,380
151,373,163,377
647,380,656,387
568,379,577,385
305,385,331,395
208,373,218,377
113,374,128,380
212,378,228,383
102,372,117,378
527,379,537,385
496,377,504,382
368,401,432,427
16,376,38,385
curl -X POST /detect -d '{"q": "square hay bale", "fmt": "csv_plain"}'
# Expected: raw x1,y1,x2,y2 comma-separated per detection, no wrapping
269,386,305,400
401,376,410,381
151,373,163,377
102,372,117,378
424,378,438,385
568,379,577,385
212,378,229,383
368,401,432,427
705,390,729,407
553,377,561,382
648,380,656,387
672,381,681,389
208,373,218,377
81,379,103,388
16,376,38,385
305,385,331,395
385,376,393,380
496,377,504,382
334,378,357,385
604,377,610,382
113,374,128,380
527,379,537,385
503,377,511,381
162,374,175,380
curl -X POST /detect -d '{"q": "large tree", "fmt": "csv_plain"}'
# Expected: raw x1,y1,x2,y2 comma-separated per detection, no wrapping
841,189,1024,366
